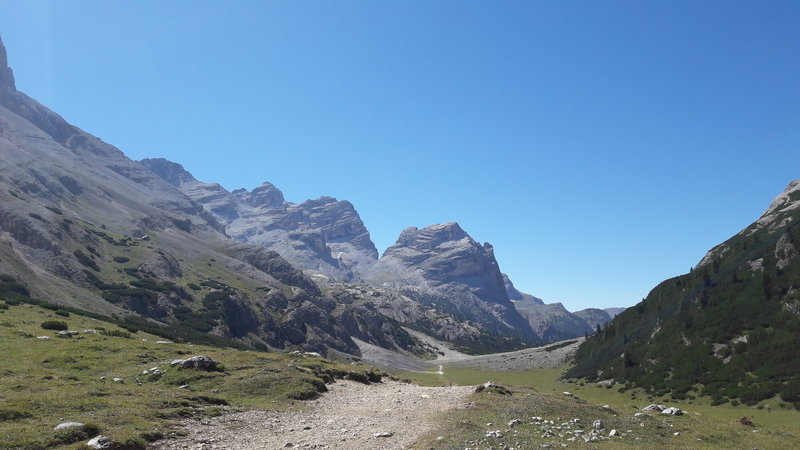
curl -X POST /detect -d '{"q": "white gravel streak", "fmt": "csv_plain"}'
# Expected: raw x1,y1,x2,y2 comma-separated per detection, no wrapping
153,380,472,449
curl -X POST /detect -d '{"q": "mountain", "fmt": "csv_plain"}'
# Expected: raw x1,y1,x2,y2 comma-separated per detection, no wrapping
568,181,800,407
503,273,544,305
0,35,421,357
370,223,540,345
137,158,378,283
140,160,550,350
603,307,626,318
503,274,597,342
573,308,613,331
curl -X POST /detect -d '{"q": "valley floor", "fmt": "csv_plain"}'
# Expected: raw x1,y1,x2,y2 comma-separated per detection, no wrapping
152,379,473,449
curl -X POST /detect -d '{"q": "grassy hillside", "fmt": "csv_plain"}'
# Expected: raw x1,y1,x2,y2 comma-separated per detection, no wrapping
0,301,382,449
566,184,800,408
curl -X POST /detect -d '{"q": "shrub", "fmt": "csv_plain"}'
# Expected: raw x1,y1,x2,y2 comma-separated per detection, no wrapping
55,310,70,317
0,408,33,421
779,380,800,403
41,320,68,331
113,256,130,264
73,250,99,272
101,329,132,339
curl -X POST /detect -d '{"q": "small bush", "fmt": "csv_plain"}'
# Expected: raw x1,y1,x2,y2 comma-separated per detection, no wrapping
0,408,33,421
73,250,99,272
187,283,201,291
55,310,70,317
101,329,132,339
0,302,8,310
28,213,43,221
113,256,130,264
41,320,68,331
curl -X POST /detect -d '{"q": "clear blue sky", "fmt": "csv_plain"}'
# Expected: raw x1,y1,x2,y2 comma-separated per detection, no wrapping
1,1,798,311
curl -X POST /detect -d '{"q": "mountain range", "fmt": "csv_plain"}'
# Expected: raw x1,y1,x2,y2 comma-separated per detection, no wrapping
0,34,619,362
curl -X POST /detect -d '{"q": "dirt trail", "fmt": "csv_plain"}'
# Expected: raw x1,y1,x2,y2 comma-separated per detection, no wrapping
153,380,472,449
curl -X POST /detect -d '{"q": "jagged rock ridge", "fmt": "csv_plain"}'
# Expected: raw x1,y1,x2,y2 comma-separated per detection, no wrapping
138,158,378,283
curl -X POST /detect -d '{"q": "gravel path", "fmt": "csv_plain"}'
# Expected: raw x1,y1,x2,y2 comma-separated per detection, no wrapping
153,380,472,449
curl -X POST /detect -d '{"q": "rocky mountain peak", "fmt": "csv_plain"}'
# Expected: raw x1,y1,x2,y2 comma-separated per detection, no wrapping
138,158,198,187
502,273,543,304
373,222,538,343
249,182,285,207
393,222,469,250
762,180,800,220
0,35,17,90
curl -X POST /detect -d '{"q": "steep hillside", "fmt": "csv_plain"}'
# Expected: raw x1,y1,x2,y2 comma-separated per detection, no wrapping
0,35,420,357
138,158,378,283
568,181,800,407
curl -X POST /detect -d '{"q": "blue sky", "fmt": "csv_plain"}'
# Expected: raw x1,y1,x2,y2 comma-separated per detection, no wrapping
1,1,798,311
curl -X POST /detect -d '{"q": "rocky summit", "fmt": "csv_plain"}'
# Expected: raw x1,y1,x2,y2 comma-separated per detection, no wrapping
370,222,539,344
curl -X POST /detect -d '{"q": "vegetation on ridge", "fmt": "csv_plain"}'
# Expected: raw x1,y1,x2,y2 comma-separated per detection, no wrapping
567,201,800,409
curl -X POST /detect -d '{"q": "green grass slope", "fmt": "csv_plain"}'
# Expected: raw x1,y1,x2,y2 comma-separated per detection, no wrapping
0,301,382,449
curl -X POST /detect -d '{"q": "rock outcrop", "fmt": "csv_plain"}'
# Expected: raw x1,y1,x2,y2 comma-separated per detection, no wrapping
0,35,15,90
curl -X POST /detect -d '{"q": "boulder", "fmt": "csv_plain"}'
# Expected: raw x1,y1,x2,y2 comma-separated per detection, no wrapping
170,355,221,371
86,435,116,449
662,407,684,416
54,422,84,431
592,419,604,430
642,404,666,411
